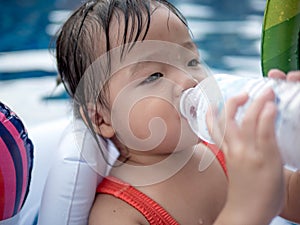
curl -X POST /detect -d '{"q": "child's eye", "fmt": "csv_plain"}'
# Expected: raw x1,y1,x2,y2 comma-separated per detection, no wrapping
141,72,163,85
188,59,200,67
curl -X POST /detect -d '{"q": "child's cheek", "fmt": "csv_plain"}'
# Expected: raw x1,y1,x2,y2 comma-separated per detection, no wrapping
127,97,181,151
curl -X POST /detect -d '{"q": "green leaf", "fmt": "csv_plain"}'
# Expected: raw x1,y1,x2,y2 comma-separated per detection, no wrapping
261,0,300,76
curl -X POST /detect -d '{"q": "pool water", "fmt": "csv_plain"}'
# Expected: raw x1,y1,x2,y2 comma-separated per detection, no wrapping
0,0,265,79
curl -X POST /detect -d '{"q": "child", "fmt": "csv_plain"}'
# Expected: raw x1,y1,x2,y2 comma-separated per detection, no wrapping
56,0,300,224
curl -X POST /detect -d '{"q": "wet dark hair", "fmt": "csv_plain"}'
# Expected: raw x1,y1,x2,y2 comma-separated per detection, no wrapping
56,0,187,160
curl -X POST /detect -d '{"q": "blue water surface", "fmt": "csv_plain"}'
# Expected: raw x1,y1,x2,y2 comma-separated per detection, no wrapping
0,0,266,81
0,0,81,80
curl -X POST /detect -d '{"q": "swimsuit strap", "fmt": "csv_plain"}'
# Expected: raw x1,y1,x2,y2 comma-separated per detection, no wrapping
97,176,179,225
202,141,227,176
96,143,226,224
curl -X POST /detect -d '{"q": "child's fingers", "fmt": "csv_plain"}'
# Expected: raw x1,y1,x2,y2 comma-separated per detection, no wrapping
206,106,224,147
221,93,248,145
240,88,275,141
257,102,278,153
267,69,286,80
206,93,248,149
286,71,300,82
267,69,300,82
224,92,249,120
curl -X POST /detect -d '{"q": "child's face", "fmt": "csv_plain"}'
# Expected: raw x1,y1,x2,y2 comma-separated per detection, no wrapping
101,5,208,154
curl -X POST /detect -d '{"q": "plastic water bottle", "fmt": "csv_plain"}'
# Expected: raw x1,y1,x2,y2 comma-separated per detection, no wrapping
180,74,300,169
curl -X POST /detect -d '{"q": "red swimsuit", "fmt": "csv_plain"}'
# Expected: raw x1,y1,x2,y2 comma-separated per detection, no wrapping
96,142,226,225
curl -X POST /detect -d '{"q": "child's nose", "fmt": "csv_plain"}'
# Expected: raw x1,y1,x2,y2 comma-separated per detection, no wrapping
173,73,198,96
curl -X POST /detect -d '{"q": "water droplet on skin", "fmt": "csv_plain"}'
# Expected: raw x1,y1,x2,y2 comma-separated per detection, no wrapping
198,218,204,224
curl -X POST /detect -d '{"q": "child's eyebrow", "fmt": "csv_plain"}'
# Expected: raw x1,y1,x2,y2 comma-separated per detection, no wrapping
182,41,198,52
128,61,151,80
128,51,161,75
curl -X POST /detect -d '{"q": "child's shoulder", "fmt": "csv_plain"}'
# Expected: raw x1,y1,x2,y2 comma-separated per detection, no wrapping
90,193,148,225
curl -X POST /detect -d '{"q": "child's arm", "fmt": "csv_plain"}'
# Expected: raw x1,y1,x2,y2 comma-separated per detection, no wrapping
279,169,300,223
207,89,285,225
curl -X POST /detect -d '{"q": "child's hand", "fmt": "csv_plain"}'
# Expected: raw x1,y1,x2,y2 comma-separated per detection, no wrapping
207,89,285,225
268,69,300,82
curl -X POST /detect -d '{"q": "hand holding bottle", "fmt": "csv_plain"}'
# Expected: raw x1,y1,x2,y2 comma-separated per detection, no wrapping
208,90,285,225
180,72,300,169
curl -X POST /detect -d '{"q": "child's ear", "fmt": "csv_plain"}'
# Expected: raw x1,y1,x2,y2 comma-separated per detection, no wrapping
79,104,115,139
98,120,115,139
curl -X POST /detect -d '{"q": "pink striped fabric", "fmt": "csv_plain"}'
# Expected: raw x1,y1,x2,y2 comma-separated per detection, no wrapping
1,117,29,212
0,102,33,221
0,138,17,220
